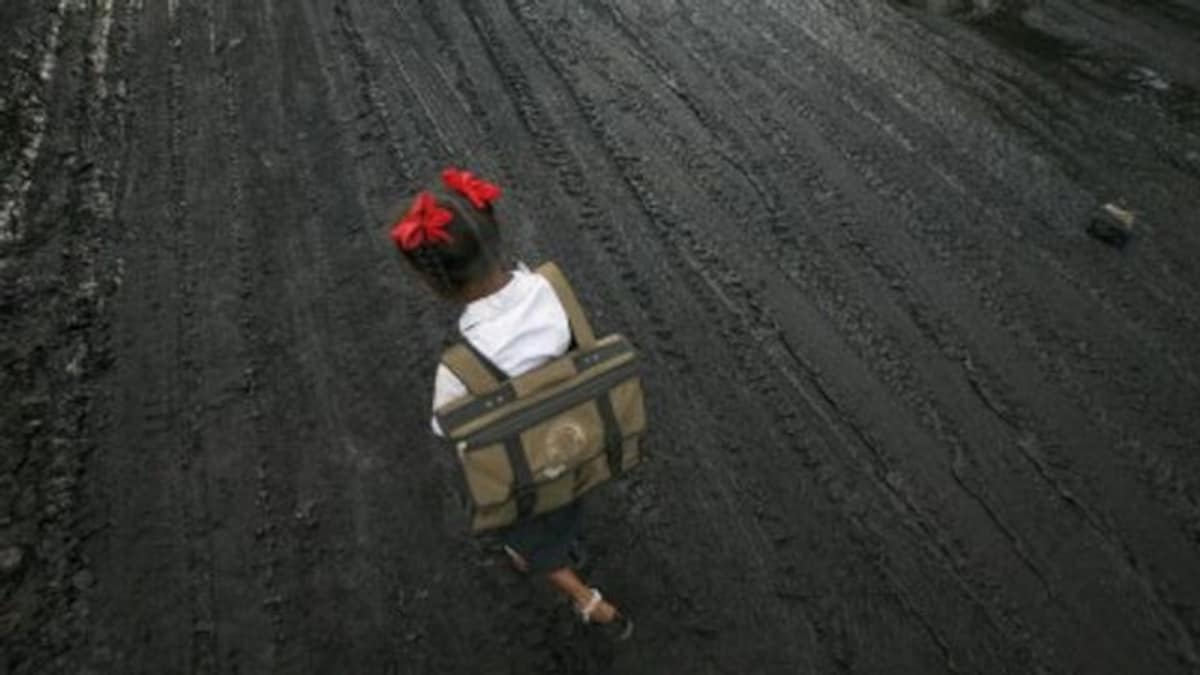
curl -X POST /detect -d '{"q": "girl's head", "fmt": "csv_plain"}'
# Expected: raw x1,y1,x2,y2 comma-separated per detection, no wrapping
390,168,506,302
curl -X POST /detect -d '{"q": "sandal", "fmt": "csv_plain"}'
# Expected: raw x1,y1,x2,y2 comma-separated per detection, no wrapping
577,588,635,641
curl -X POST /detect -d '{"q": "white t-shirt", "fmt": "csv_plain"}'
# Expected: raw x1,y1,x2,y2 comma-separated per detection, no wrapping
431,266,571,434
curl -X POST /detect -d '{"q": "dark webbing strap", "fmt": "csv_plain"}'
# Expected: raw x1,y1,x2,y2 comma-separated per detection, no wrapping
461,337,506,382
536,262,597,348
597,394,623,478
505,438,537,519
441,343,500,395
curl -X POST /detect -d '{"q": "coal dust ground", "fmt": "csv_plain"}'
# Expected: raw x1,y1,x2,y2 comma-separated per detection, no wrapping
2,0,1200,673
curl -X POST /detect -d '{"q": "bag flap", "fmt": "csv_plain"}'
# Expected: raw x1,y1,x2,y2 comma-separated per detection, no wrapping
437,335,635,438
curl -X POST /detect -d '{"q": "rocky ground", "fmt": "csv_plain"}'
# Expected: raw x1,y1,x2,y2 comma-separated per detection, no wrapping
2,0,1199,672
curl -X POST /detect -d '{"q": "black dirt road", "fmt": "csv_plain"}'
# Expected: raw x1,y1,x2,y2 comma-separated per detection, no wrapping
3,0,1200,672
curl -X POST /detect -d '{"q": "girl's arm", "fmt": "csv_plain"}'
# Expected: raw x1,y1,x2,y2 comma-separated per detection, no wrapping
430,365,468,436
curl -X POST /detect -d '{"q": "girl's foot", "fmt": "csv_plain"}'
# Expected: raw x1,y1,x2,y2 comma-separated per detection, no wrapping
576,589,635,640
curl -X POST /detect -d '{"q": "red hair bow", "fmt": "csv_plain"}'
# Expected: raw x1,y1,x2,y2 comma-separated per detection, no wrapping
442,167,501,209
391,191,453,251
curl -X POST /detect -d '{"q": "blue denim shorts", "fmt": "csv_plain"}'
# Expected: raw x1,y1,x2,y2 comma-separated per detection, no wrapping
500,501,583,574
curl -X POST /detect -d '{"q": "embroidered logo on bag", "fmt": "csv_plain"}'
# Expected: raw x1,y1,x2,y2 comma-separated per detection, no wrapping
541,422,587,479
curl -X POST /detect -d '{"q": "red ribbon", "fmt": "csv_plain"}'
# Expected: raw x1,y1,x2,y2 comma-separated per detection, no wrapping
442,167,501,209
391,191,453,251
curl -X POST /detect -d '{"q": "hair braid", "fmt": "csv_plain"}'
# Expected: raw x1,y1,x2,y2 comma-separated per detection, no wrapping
412,244,454,295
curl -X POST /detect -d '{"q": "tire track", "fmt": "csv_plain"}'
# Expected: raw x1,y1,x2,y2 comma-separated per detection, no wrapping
755,0,1200,354
164,6,220,669
261,1,435,667
81,0,194,666
332,0,420,186
407,0,507,173
1,2,126,670
212,2,297,665
729,0,1200,578
231,2,302,659
729,0,1200,629
295,2,479,670
687,0,1200,663
669,36,1068,602
0,0,69,245
694,2,1200,663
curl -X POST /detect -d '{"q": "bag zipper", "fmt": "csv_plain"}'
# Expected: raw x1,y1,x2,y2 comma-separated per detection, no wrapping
461,358,640,450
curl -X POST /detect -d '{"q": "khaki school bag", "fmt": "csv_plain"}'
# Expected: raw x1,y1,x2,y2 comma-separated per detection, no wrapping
434,262,646,534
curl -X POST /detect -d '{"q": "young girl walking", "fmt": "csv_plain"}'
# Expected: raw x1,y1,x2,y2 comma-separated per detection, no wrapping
390,167,634,639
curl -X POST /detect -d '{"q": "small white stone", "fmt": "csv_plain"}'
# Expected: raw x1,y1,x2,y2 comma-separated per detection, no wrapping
0,546,25,575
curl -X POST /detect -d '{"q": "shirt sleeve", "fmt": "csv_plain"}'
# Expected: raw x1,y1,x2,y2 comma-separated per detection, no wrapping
430,364,469,436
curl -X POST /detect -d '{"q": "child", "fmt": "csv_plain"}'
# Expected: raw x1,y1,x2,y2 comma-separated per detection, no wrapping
391,167,634,639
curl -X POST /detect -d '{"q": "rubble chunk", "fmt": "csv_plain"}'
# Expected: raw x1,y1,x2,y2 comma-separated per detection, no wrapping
1088,203,1135,248
0,546,25,576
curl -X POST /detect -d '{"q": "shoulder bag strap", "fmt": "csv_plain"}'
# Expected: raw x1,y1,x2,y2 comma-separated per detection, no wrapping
440,342,502,395
535,262,597,348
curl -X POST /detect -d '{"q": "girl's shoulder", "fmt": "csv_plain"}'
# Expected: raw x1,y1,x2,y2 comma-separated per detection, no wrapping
513,266,567,317
458,265,567,334
508,263,565,305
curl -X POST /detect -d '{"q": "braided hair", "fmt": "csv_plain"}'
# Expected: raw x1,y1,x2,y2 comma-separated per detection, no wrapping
395,189,504,300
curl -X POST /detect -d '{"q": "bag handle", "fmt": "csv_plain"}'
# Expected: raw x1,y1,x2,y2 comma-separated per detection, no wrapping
536,262,597,348
440,342,500,395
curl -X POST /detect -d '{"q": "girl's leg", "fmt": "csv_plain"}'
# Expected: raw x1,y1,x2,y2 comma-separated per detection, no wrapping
504,547,621,623
546,567,619,624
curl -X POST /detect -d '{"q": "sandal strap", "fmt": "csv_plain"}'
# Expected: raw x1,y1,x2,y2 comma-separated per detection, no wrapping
578,588,603,624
